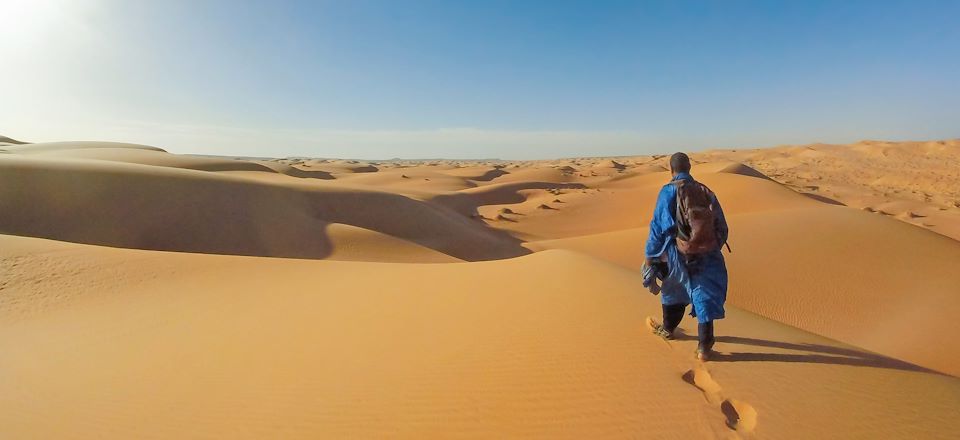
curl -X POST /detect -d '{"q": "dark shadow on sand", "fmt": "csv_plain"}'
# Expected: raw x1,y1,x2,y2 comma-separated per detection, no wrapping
801,192,846,206
671,332,941,375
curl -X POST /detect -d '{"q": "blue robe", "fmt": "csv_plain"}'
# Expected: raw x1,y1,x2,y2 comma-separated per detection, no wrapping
645,172,729,323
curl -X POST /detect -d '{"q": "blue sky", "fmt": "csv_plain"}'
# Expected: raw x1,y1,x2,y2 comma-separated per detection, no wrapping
2,0,958,158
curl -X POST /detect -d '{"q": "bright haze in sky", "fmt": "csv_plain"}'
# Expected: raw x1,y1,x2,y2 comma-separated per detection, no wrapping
1,0,958,159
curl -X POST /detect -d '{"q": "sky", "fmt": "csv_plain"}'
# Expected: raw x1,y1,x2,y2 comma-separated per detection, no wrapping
1,0,958,159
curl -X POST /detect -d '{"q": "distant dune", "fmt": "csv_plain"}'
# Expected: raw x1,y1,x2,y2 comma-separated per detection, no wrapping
0,134,27,145
0,141,526,261
1,135,958,438
698,139,960,241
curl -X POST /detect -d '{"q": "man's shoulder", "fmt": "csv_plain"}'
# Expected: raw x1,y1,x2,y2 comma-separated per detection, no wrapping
660,181,680,192
656,181,679,202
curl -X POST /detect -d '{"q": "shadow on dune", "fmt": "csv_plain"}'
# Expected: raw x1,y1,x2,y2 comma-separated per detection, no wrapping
245,161,336,179
0,158,530,261
469,168,510,181
704,335,940,375
801,192,846,206
431,181,588,216
276,167,335,180
0,135,27,145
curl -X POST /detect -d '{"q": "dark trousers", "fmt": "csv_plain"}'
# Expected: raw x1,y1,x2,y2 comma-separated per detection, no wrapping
662,304,715,351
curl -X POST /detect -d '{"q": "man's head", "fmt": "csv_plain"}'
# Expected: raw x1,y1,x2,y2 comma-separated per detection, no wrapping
669,152,691,175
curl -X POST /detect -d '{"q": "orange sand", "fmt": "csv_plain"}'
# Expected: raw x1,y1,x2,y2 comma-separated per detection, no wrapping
1,137,958,438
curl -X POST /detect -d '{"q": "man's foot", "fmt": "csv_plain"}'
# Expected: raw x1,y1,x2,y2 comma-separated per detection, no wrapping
696,347,712,361
645,317,674,340
653,325,674,340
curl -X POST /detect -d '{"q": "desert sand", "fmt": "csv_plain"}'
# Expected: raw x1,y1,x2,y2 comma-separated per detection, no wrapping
1,137,958,439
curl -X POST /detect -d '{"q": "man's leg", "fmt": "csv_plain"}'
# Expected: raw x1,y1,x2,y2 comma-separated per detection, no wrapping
663,303,686,333
689,251,725,360
653,267,691,339
697,320,715,353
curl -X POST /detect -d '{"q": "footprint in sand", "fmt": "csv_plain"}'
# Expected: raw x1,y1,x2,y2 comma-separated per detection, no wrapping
682,366,723,405
682,367,758,433
721,399,757,433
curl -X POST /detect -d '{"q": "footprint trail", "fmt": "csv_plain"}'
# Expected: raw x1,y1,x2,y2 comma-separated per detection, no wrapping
646,315,758,434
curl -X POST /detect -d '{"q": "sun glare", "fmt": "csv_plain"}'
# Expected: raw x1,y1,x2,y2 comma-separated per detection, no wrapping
0,0,65,48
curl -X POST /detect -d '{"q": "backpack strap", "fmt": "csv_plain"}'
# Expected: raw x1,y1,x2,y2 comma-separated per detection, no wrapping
671,180,691,241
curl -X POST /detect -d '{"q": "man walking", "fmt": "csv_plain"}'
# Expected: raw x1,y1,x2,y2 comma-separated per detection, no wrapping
645,152,729,361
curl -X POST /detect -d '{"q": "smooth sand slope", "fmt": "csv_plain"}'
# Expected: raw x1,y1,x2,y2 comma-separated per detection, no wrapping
1,237,957,439
525,167,960,376
0,142,524,262
1,136,958,438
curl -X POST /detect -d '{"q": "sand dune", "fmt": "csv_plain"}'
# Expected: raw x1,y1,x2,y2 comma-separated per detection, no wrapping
327,167,480,192
0,151,526,261
1,240,957,438
13,142,338,179
531,204,960,376
0,134,26,145
430,181,588,218
324,223,462,263
697,139,960,240
1,134,959,438
5,140,165,153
